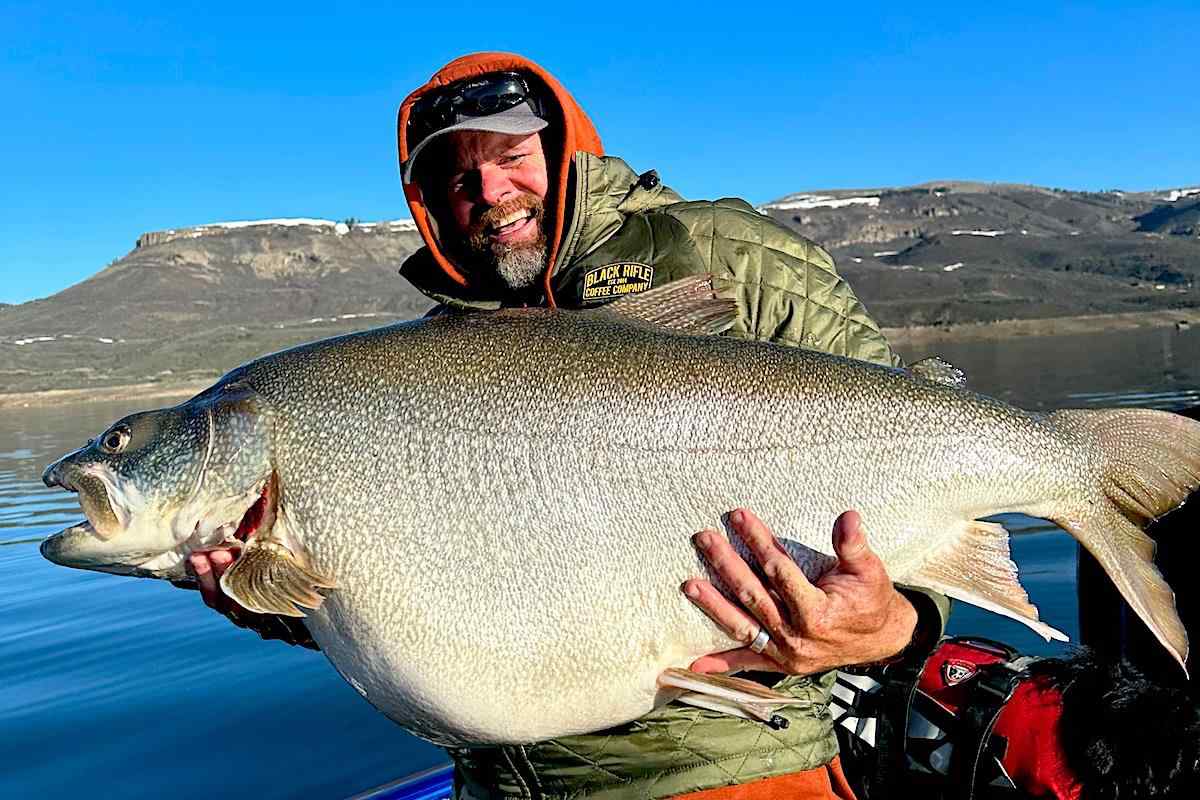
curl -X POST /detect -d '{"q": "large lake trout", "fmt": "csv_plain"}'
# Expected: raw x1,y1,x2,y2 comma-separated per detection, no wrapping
40,278,1200,745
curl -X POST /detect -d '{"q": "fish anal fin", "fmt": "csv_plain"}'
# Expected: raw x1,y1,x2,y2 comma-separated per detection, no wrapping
908,519,1068,642
220,538,336,618
605,275,736,335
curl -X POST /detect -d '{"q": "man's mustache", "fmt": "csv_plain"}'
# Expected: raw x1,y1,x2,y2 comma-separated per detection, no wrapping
468,194,545,251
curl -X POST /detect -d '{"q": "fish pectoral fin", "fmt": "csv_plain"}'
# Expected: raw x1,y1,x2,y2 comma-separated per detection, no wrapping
219,538,336,618
905,519,1068,642
657,668,809,729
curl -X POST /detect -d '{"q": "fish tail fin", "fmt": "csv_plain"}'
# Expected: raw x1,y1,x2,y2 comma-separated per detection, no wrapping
1048,408,1200,673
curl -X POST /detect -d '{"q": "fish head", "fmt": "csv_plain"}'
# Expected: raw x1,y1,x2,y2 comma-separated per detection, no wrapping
40,383,275,580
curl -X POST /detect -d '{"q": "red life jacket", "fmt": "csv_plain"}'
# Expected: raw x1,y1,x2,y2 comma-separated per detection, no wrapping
831,636,1083,800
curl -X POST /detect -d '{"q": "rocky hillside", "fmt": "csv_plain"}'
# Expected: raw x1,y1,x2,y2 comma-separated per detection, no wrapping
0,219,428,395
3,181,1199,396
758,182,1200,327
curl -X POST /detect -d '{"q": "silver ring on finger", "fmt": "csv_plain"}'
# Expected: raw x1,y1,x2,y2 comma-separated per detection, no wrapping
749,626,771,654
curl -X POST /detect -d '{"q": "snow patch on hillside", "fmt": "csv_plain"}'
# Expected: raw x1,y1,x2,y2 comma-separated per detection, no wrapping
7,335,121,346
760,194,880,211
295,312,395,325
138,218,420,249
1163,188,1200,202
951,229,1006,237
189,218,418,233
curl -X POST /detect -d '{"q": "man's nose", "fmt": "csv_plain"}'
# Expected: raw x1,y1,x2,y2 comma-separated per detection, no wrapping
478,164,516,207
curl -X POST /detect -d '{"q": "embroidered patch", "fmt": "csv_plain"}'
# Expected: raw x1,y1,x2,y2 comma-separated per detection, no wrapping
942,660,977,686
582,262,654,301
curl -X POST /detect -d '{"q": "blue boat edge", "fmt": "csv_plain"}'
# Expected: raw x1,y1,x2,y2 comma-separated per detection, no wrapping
346,763,453,800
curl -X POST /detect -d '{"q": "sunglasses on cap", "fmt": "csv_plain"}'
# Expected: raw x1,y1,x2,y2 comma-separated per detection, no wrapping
407,72,548,150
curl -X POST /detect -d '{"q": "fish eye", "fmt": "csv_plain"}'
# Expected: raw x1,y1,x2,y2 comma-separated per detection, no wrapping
100,426,131,454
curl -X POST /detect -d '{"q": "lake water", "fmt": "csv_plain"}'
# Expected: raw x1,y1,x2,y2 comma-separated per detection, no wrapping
4,323,1200,799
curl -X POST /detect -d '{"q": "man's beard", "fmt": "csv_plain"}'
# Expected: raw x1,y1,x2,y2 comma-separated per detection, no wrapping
466,194,548,291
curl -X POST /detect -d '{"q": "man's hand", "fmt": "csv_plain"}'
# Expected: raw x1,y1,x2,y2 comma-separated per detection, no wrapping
184,547,318,649
682,508,918,675
188,547,240,612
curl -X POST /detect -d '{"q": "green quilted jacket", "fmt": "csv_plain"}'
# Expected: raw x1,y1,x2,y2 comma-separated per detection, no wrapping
399,153,948,799
402,152,900,369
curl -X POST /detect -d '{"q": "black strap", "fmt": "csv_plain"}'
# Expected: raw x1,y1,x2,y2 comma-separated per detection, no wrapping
861,637,941,800
948,660,1025,800
870,656,926,799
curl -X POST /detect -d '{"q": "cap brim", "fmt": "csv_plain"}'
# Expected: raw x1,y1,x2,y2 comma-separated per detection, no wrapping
402,103,549,184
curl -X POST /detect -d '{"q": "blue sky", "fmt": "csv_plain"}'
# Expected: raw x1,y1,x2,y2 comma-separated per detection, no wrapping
1,1,1197,304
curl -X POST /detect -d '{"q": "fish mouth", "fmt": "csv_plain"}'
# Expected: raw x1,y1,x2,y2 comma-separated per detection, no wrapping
44,464,126,541
40,520,138,573
41,472,280,579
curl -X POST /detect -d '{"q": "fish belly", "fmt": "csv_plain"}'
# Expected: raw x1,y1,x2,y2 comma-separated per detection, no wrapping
287,426,1063,745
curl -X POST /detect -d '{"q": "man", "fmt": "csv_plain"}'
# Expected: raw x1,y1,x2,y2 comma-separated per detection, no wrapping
190,52,949,799
398,53,948,800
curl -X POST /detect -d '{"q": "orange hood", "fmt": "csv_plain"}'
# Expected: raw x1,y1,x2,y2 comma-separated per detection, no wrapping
397,52,604,304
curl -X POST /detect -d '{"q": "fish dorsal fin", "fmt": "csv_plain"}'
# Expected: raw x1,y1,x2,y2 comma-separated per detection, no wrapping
907,357,966,388
904,519,1068,642
605,274,737,335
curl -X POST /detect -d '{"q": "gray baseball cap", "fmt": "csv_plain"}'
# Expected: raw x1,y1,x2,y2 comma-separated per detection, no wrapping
402,100,549,185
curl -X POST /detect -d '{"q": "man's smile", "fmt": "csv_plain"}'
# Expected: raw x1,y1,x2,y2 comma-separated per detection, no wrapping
487,208,538,244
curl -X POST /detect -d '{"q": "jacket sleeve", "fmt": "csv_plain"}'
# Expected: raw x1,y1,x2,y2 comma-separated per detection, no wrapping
664,199,901,368
897,584,953,646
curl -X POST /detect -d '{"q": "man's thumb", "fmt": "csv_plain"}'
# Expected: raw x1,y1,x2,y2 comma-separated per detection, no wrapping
832,510,872,567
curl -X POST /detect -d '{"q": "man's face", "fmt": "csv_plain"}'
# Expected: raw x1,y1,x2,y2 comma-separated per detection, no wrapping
442,130,550,290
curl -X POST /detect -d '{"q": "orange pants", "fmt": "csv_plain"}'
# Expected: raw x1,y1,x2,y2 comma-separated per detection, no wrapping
670,756,857,800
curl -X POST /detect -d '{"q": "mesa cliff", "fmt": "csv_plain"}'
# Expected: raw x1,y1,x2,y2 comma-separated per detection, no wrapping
2,180,1199,399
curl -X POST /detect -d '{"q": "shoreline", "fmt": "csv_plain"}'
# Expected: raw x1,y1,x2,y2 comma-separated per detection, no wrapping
881,307,1200,346
4,309,1199,409
0,380,214,411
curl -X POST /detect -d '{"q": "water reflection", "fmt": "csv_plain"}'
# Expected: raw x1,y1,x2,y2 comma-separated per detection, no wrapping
0,397,443,800
894,323,1200,410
